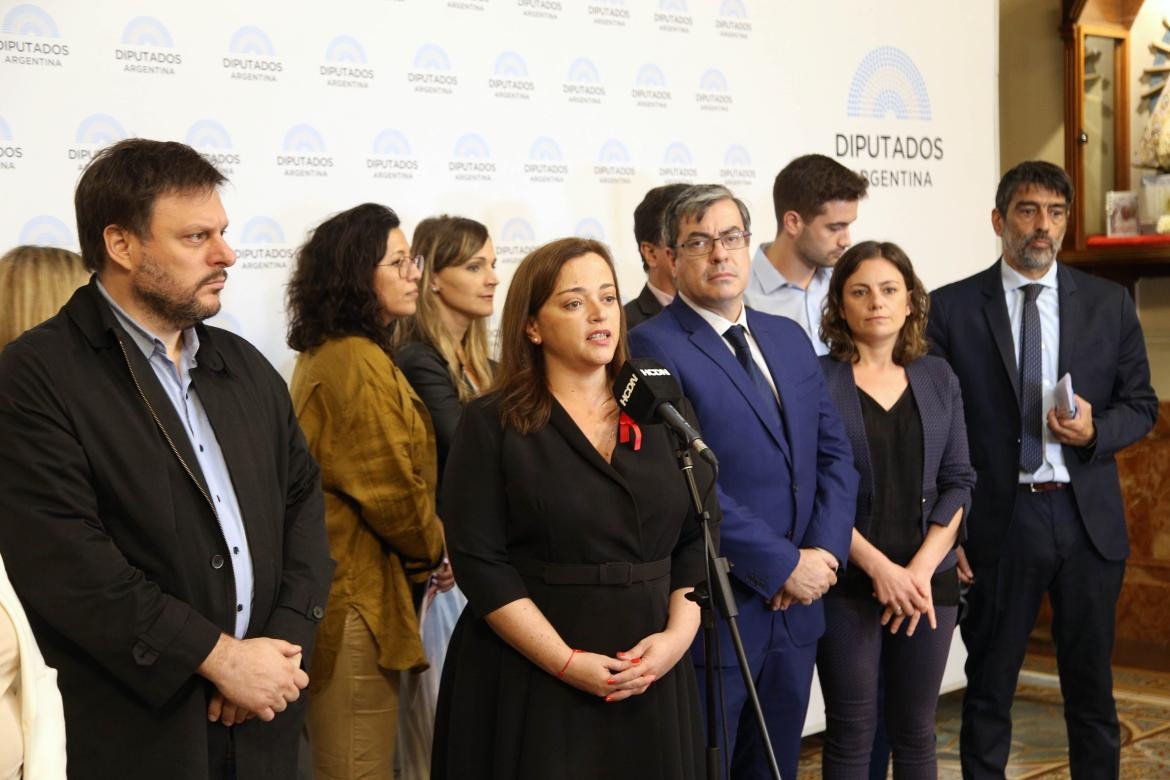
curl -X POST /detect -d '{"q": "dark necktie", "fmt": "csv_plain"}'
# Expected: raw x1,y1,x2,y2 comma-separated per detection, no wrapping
723,325,783,427
1018,283,1044,473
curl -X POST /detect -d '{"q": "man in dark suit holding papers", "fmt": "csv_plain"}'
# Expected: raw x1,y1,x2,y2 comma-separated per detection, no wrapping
629,183,857,779
926,161,1158,779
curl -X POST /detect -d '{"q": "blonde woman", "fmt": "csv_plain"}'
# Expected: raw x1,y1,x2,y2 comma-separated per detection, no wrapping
0,246,88,347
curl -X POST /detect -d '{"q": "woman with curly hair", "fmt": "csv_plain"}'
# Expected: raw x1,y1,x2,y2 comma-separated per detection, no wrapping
815,241,975,779
286,203,445,779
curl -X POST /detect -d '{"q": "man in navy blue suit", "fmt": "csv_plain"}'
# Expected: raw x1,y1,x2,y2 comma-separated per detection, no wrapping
927,161,1158,779
629,184,857,779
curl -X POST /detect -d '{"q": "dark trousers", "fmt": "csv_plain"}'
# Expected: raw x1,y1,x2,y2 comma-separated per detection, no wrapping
959,488,1125,779
818,597,958,779
696,628,817,780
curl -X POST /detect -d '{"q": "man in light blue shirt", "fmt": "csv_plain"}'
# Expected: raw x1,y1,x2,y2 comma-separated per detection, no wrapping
746,154,868,354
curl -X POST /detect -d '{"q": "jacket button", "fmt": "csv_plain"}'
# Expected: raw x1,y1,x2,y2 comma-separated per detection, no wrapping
312,605,325,620
211,554,225,570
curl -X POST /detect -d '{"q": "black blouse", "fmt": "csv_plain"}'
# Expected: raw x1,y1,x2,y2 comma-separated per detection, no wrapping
834,386,959,606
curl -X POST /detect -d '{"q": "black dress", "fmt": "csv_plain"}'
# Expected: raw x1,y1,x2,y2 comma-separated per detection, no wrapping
431,395,709,779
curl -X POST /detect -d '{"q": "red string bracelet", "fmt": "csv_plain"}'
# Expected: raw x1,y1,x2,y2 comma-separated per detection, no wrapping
557,648,583,678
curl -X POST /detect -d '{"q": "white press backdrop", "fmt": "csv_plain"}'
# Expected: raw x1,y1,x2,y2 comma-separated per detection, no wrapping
2,0,999,376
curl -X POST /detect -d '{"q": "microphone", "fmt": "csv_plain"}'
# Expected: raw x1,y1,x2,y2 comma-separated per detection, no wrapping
612,359,717,466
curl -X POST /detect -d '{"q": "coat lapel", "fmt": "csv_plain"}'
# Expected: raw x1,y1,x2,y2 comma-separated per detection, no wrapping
1056,263,1078,377
825,359,872,502
980,260,1020,404
547,399,631,494
668,299,789,461
906,359,940,494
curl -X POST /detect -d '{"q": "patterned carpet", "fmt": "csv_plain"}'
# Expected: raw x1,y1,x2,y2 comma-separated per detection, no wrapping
797,656,1170,778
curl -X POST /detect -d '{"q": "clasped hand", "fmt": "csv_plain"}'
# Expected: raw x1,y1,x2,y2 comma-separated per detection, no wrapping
200,635,309,726
559,630,692,703
770,548,838,611
872,559,936,637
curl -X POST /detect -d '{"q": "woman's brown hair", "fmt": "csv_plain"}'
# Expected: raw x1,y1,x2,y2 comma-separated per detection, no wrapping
820,240,930,365
492,237,628,434
0,245,89,347
393,215,494,401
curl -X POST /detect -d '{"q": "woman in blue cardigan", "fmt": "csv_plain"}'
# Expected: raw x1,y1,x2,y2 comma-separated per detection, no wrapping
816,241,975,779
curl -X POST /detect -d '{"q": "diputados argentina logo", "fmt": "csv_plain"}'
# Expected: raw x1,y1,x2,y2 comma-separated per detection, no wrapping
490,51,534,100
525,137,567,183
1,4,68,67
321,35,374,88
186,120,241,176
632,64,671,109
589,0,629,27
0,117,22,171
695,69,732,113
594,139,634,184
715,0,751,39
19,215,75,249
655,0,693,33
833,47,942,189
409,44,457,95
367,129,418,181
277,125,334,178
563,58,605,105
68,114,127,170
234,217,293,270
518,0,561,20
497,217,538,264
222,26,282,82
720,144,756,187
659,142,697,183
449,133,495,181
115,16,182,76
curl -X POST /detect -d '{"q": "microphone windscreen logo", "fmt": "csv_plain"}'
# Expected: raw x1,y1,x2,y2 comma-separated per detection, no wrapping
618,373,639,406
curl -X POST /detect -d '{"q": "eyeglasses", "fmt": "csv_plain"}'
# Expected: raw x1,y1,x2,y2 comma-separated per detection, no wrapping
672,231,751,257
378,253,425,278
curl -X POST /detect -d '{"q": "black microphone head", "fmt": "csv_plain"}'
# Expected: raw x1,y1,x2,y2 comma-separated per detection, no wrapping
612,358,683,425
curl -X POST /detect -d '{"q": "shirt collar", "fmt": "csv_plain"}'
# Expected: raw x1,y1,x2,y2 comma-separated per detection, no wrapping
752,243,829,294
645,280,674,308
677,290,750,338
95,278,200,368
999,256,1058,293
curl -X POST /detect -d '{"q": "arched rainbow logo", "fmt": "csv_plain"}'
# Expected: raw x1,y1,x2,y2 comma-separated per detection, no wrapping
847,46,931,121
18,215,75,248
1,4,57,36
494,51,527,77
699,69,728,92
575,218,606,241
75,114,126,146
0,116,12,140
325,35,366,64
186,120,232,150
636,64,667,87
372,129,411,156
283,124,326,153
598,139,629,163
229,26,275,56
567,58,601,83
660,0,687,9
240,216,285,244
724,144,751,166
719,0,747,17
121,16,172,47
413,44,451,71
529,137,562,161
453,133,490,159
663,142,693,165
501,217,535,243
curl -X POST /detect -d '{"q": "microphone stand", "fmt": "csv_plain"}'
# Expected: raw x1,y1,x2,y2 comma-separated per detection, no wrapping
676,446,782,780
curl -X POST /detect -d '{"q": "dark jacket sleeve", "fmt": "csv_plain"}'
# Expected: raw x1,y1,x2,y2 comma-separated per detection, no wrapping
926,363,976,543
441,399,529,618
0,339,221,708
256,369,334,659
396,342,464,479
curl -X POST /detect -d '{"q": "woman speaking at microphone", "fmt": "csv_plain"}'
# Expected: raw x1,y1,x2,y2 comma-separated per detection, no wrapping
431,237,710,779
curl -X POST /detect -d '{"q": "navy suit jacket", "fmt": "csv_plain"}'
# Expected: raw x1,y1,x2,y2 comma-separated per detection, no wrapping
819,354,975,574
629,297,857,656
927,260,1158,566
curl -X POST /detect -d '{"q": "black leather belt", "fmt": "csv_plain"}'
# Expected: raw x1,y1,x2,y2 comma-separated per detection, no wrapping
514,557,671,586
1021,481,1068,492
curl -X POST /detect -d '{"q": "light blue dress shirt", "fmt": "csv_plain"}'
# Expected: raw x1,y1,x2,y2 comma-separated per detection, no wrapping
97,281,255,637
745,243,831,356
1000,259,1070,484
